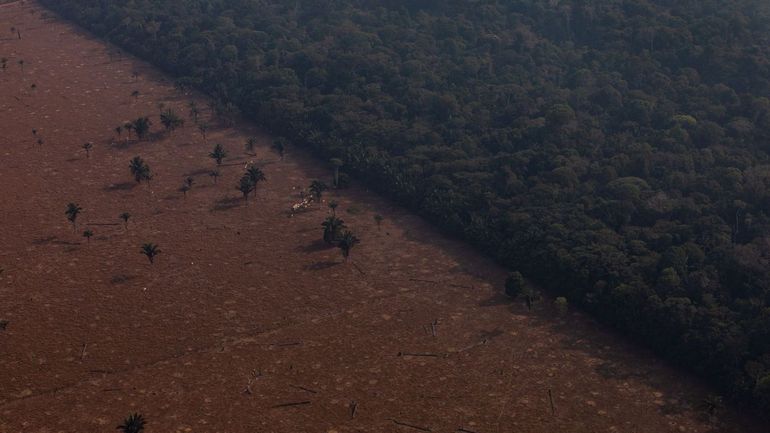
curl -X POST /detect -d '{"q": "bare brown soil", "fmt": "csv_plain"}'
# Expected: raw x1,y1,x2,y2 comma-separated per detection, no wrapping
0,2,762,432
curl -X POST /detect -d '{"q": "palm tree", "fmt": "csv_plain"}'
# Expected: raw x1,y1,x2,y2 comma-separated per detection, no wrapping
141,243,160,264
83,229,93,244
31,128,36,136
82,142,93,158
114,125,123,139
18,59,23,72
181,176,193,197
117,413,146,433
209,169,220,185
328,201,338,216
337,231,360,261
197,122,208,141
374,214,384,229
124,122,134,140
309,180,327,204
245,137,257,154
237,175,254,202
132,117,152,140
1,57,7,71
245,165,265,196
131,90,140,101
271,138,286,160
160,108,184,134
65,203,83,233
209,143,227,166
36,138,43,147
330,158,344,188
322,216,346,244
188,101,200,123
119,212,130,230
129,156,149,184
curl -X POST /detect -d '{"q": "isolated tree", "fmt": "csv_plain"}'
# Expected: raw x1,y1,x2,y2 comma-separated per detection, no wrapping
337,231,360,261
209,143,227,165
131,90,140,101
330,158,344,188
245,137,257,154
328,200,338,216
117,413,146,433
36,138,43,147
82,142,93,158
141,243,160,264
114,125,122,139
180,176,193,197
374,214,383,229
1,57,7,71
18,59,23,72
31,128,37,136
160,108,184,134
124,122,134,140
322,216,346,244
132,117,151,140
505,271,525,298
129,156,149,183
197,122,208,141
119,212,130,229
271,138,286,160
245,165,265,196
188,101,199,123
83,229,93,244
309,180,327,203
209,169,220,184
65,203,83,233
237,175,254,201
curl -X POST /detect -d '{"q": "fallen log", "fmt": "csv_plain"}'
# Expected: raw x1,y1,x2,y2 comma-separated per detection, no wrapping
271,401,311,409
388,419,432,432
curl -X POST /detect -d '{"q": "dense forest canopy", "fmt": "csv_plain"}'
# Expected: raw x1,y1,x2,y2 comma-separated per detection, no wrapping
39,0,770,413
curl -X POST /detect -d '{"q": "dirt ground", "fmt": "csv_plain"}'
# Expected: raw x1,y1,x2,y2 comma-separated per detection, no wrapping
0,2,763,432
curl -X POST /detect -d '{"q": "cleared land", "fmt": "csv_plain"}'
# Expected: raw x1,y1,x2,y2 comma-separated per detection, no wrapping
0,2,762,432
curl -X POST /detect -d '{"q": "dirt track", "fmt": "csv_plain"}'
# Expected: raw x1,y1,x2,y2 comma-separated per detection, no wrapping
0,2,762,432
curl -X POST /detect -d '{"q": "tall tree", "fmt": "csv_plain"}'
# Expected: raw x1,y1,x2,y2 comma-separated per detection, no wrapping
65,203,83,233
160,108,184,134
209,143,227,165
337,231,360,261
140,243,160,264
245,137,258,154
322,215,346,244
245,165,266,196
309,180,327,203
82,142,93,158
132,117,151,140
237,175,254,201
119,212,130,230
117,413,146,433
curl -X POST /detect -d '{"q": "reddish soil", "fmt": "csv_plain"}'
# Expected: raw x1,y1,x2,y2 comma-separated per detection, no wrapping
0,2,763,432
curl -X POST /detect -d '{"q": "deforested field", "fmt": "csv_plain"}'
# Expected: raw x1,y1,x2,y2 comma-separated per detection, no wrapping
0,2,762,432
